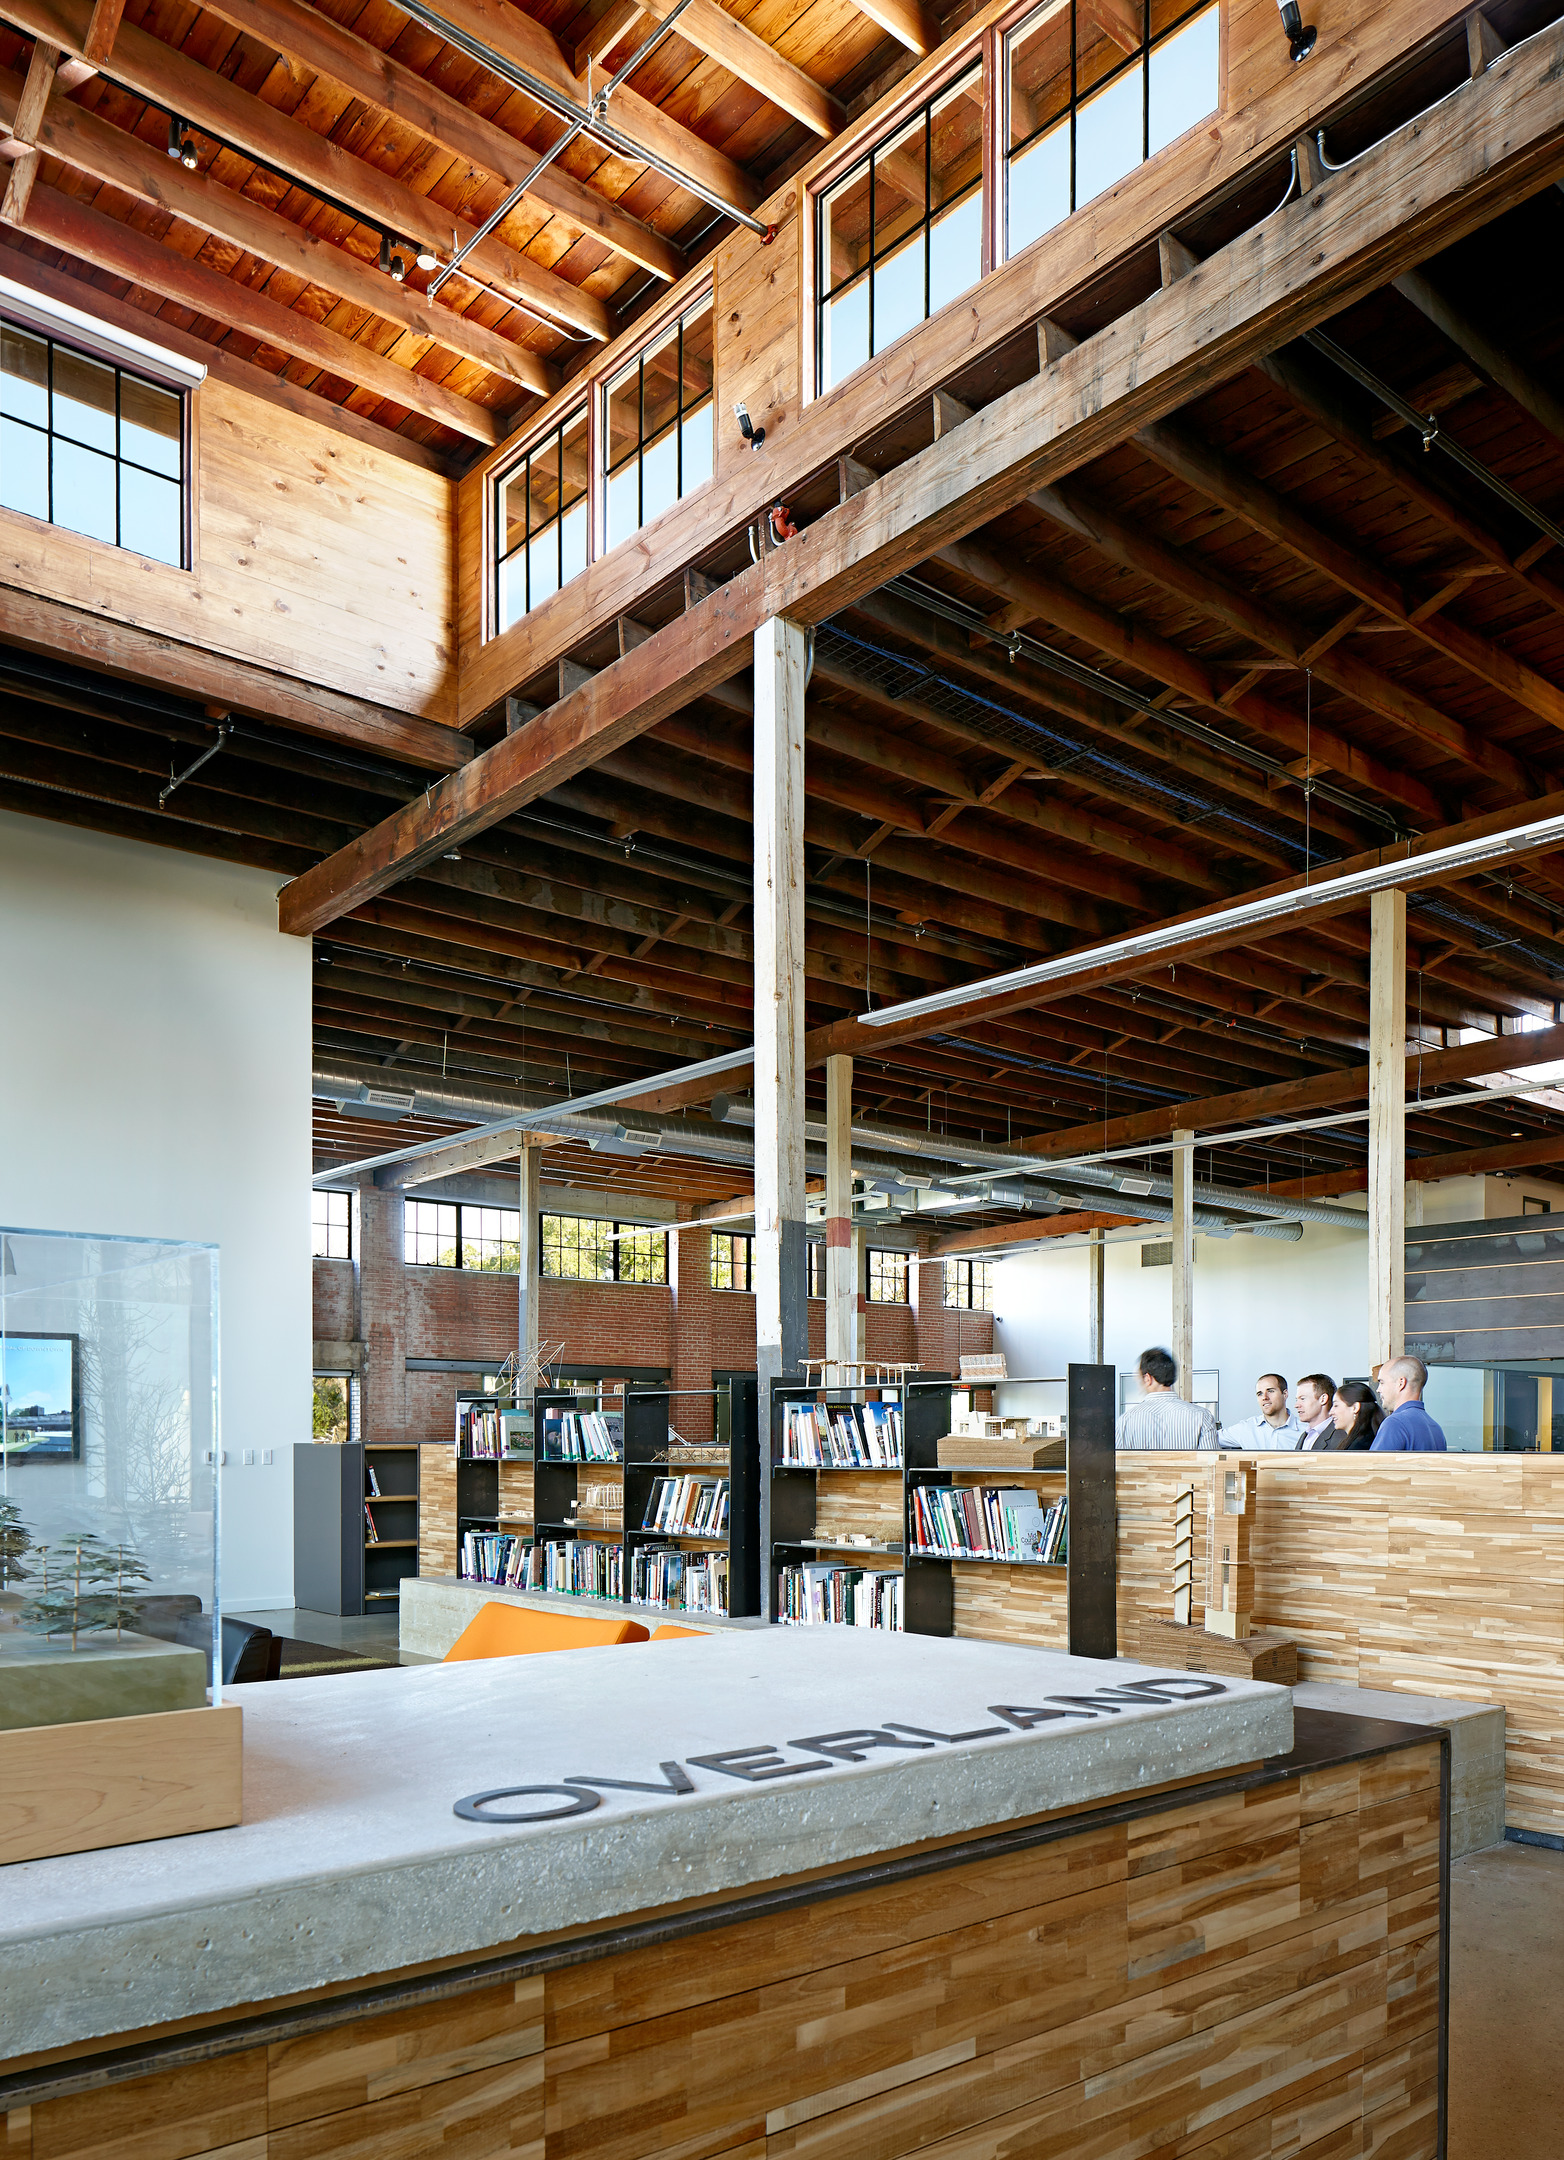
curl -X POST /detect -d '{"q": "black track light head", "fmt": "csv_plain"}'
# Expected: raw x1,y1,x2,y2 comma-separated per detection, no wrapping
166,113,182,160
180,134,198,169
1277,0,1317,62
379,232,408,282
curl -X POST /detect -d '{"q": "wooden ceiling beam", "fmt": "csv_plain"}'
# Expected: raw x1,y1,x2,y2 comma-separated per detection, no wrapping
933,526,1451,828
281,37,1564,938
1031,477,1535,796
1133,412,1564,742
848,0,942,57
401,0,760,217
192,0,683,282
17,184,507,443
1393,264,1564,454
6,0,611,340
631,0,844,137
1,64,554,397
1257,1126,1564,1199
0,587,472,773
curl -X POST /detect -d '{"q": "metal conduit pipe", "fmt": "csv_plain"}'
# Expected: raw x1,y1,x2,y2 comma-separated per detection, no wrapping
708,1100,1362,1230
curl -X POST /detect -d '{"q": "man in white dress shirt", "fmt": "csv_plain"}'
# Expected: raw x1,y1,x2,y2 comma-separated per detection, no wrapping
1116,1346,1220,1449
1218,1372,1304,1450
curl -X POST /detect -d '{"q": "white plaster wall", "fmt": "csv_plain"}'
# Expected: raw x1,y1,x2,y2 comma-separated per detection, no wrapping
992,1223,1372,1429
0,808,310,1607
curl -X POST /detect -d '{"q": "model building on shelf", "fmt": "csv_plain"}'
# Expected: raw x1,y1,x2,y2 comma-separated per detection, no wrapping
1206,1460,1255,1639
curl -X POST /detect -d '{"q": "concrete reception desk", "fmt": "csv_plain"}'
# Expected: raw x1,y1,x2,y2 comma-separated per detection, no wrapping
0,1630,1444,2160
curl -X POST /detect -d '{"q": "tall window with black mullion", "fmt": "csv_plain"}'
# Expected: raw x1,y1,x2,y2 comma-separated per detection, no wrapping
604,296,712,554
0,323,184,565
495,407,588,635
818,65,983,394
1006,0,1219,259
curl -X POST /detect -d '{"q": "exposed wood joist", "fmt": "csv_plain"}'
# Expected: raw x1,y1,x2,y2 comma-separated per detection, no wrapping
17,184,508,444
1256,1126,1564,1199
190,0,683,282
0,590,473,771
280,28,1564,938
848,0,941,58
630,0,844,137
931,1212,1147,1254
1393,263,1564,452
0,32,58,225
0,62,555,397
2,0,612,342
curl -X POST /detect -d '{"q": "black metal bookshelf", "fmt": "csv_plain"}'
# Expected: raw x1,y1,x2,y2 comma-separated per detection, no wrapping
455,1379,761,1618
293,1439,421,1616
767,1363,1117,1650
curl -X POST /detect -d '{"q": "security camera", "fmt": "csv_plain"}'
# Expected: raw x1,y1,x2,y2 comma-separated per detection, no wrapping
1277,0,1317,62
734,401,765,451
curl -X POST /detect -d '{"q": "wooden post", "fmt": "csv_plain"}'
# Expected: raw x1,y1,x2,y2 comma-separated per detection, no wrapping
1171,1127,1194,1396
754,616,809,1616
1369,889,1407,1368
825,1053,854,1378
517,1142,543,1383
1087,1226,1105,1364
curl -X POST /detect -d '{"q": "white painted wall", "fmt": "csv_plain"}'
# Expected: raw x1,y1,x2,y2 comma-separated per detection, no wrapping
993,1223,1372,1431
0,809,310,1607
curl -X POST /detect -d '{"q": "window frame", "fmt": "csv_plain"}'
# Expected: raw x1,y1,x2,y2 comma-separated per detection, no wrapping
805,0,1222,403
311,1188,352,1261
710,1231,754,1294
866,1247,911,1305
0,312,192,570
944,1256,993,1309
601,291,715,558
491,401,589,639
485,279,714,642
540,1212,669,1285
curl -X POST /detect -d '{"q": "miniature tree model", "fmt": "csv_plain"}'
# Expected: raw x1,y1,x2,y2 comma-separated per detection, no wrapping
0,1497,31,1590
21,1533,152,1650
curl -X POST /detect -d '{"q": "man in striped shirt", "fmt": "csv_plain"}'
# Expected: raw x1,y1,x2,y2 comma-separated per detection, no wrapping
1116,1346,1220,1449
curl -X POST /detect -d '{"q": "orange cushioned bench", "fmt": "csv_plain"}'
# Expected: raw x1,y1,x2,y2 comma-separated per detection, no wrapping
648,1623,711,1640
443,1602,650,1661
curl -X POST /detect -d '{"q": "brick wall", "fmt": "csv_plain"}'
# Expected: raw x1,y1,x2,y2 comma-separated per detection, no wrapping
317,1209,992,1443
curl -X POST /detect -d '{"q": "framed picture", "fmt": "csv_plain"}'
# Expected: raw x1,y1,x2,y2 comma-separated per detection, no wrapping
0,1333,80,1461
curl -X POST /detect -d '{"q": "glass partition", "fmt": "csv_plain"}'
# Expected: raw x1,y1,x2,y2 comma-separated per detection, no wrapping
0,1226,221,1704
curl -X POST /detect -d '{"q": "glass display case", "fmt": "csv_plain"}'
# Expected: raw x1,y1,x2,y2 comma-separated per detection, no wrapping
0,1224,222,1719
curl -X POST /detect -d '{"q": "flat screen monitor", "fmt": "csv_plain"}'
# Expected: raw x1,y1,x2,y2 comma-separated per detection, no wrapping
0,1332,81,1461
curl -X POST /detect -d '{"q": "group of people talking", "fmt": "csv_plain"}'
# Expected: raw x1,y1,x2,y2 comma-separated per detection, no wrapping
1115,1348,1448,1452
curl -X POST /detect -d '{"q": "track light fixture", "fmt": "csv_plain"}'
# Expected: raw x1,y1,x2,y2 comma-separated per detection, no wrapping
378,231,409,283
734,400,764,451
166,115,198,168
415,244,439,271
1276,0,1317,62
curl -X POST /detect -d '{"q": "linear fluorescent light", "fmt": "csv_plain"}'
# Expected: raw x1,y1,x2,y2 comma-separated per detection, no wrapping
0,275,207,388
858,811,1564,1030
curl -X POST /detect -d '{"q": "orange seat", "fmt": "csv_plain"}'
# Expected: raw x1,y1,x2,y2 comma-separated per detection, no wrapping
649,1623,713,1640
443,1601,650,1661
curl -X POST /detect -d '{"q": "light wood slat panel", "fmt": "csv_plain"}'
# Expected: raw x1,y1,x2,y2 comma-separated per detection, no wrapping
813,1470,902,1545
267,1977,544,2128
267,2054,544,2158
418,1443,459,1578
30,2051,267,2160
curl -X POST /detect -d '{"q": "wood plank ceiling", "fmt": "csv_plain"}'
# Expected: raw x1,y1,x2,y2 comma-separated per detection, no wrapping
5,0,1564,1219
0,0,911,454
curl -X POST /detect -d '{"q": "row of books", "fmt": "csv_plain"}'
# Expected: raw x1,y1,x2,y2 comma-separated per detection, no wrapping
631,1545,729,1613
779,1401,903,1468
457,1402,504,1458
641,1475,728,1537
540,1410,623,1462
911,1486,1068,1563
777,1562,902,1629
460,1534,628,1599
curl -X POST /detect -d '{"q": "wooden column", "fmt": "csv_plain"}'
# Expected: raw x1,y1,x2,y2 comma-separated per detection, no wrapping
517,1142,543,1382
1087,1228,1105,1364
1171,1128,1194,1396
825,1053,855,1378
1369,890,1407,1368
754,616,809,1617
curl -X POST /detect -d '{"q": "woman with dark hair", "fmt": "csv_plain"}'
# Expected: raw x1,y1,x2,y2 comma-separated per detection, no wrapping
1330,1381,1382,1451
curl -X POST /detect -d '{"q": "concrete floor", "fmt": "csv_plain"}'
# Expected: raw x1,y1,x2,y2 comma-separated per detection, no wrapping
1451,1841,1564,2158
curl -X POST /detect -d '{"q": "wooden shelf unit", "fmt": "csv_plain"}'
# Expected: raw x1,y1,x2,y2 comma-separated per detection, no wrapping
456,1381,761,1618
768,1366,1118,1648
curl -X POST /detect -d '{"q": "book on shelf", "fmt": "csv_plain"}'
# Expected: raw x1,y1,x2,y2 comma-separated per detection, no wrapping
910,1486,1068,1563
779,1400,903,1468
364,1501,380,1543
366,1463,380,1497
457,1402,503,1458
778,1562,901,1630
461,1532,625,1600
632,1543,729,1614
499,1409,533,1458
641,1475,729,1538
541,1408,623,1462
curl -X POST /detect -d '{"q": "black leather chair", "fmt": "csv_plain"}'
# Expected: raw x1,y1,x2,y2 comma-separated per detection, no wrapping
175,1613,282,1683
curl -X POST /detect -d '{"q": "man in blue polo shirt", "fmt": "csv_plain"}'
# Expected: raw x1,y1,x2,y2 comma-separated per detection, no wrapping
1371,1355,1448,1451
